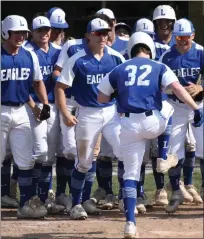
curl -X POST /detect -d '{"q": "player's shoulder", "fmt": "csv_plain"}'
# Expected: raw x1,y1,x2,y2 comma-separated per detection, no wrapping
67,48,87,66
63,38,83,48
154,41,170,50
106,45,126,62
50,42,62,50
193,41,204,51
159,47,173,62
23,41,35,51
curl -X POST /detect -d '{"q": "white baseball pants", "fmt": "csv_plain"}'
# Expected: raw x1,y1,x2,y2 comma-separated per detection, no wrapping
1,105,34,170
75,104,121,173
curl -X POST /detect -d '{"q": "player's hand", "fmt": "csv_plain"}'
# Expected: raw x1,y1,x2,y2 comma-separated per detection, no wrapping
184,82,203,98
39,104,51,121
63,114,78,127
193,108,204,127
32,105,41,121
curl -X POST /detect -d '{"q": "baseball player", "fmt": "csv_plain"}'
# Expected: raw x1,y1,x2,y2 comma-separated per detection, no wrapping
23,16,65,214
55,17,125,220
160,18,204,213
115,22,132,38
97,31,203,238
47,7,69,46
1,15,49,218
52,14,112,213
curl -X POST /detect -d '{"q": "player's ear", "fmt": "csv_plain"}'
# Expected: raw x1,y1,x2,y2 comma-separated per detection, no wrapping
191,33,195,40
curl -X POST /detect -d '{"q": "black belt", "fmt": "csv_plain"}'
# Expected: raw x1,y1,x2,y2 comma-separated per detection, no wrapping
2,102,24,107
125,110,153,118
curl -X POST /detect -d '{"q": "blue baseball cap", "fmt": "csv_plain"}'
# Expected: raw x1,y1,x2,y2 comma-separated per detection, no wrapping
47,7,69,29
87,18,111,33
173,18,195,36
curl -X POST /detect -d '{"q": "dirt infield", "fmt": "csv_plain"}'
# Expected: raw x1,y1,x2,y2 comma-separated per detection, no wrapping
1,203,203,239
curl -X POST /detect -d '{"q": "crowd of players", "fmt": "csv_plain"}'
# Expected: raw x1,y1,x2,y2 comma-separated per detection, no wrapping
1,4,204,238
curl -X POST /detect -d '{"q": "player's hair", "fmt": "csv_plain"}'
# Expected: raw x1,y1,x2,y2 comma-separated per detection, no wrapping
88,13,113,29
131,43,152,58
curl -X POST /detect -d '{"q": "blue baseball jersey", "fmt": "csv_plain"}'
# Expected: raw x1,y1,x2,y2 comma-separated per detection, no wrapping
98,57,178,113
57,43,125,107
56,38,87,98
25,41,61,103
1,46,43,104
111,35,129,59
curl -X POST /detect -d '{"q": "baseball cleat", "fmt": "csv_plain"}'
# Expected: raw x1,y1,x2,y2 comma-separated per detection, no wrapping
56,193,72,213
156,154,178,173
17,200,47,219
10,179,18,200
136,197,146,214
185,184,203,204
154,189,168,206
101,194,116,210
82,198,102,215
70,204,88,220
44,191,65,214
1,195,19,208
92,187,106,204
200,187,204,201
165,189,184,213
124,221,139,238
118,199,138,216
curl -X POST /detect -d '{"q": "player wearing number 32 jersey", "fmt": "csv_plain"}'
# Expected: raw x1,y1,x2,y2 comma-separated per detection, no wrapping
97,32,203,239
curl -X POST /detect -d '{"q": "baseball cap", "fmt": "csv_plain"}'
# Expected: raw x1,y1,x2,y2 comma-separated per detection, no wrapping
133,18,155,35
115,22,132,33
87,18,111,33
173,18,195,36
153,5,176,21
32,16,51,30
97,8,115,20
47,7,69,29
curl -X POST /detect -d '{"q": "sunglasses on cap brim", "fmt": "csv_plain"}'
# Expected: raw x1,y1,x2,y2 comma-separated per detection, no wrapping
91,30,111,37
176,35,192,41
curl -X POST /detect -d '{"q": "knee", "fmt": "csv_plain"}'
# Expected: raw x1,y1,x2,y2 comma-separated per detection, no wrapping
77,162,91,173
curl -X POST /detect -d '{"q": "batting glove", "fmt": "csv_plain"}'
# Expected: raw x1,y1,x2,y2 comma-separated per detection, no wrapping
193,108,204,127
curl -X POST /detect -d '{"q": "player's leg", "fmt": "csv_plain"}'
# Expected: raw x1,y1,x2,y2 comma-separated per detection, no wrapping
9,105,47,218
10,160,19,201
1,107,19,208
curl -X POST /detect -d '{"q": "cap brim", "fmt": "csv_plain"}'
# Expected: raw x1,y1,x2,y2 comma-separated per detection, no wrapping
51,22,69,29
173,32,193,36
33,26,51,30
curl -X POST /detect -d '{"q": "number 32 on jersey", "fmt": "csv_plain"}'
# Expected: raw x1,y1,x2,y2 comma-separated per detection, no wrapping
125,65,152,86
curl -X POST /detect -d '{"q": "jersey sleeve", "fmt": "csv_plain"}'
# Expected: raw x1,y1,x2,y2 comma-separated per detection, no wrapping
29,50,43,81
160,64,179,90
55,41,70,68
97,68,118,96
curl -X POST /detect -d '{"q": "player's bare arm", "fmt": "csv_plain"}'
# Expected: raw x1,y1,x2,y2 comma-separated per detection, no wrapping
27,95,41,120
98,91,111,103
53,65,63,78
184,82,203,98
33,80,49,105
55,81,78,127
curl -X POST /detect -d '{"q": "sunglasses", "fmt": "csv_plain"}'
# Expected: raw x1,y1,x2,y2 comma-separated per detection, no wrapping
91,31,110,37
176,35,191,41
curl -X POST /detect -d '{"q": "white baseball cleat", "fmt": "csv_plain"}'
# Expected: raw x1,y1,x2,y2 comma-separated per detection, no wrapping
118,199,138,216
156,154,178,173
185,185,203,204
1,195,19,208
101,194,116,210
92,187,106,204
165,189,184,213
200,187,204,201
124,221,139,238
56,193,72,213
82,199,102,215
70,204,88,220
154,189,169,206
17,200,47,219
136,197,146,214
44,191,65,214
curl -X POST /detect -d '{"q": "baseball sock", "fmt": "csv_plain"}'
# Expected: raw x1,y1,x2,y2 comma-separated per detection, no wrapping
71,168,86,207
200,159,204,188
18,169,33,207
31,162,42,197
117,160,124,200
11,162,18,181
38,165,52,203
168,159,184,191
48,166,53,190
152,157,164,189
1,158,11,197
56,156,68,197
123,179,137,224
96,156,113,195
64,159,75,193
183,151,195,185
157,116,172,160
82,161,96,203
137,163,145,198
